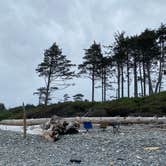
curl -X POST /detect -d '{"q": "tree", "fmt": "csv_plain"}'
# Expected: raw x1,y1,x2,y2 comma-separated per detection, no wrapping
73,93,84,101
129,35,140,97
33,87,47,105
63,93,70,102
78,41,102,102
155,23,166,93
121,36,132,98
36,42,75,105
139,29,160,95
112,32,128,98
98,55,113,101
34,87,59,105
0,103,5,110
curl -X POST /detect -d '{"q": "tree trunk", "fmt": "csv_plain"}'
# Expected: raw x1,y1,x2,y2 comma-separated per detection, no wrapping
101,67,104,102
143,62,146,96
121,65,124,98
127,54,130,98
39,93,42,105
117,63,120,99
155,40,164,93
155,60,162,93
139,61,143,96
103,68,106,101
146,63,153,95
43,116,80,141
45,67,52,106
92,67,95,102
133,57,138,97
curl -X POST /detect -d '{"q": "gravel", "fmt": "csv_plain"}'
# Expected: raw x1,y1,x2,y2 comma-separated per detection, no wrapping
0,124,166,166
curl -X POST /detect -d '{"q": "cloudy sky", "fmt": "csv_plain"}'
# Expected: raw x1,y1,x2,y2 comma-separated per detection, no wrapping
0,0,166,107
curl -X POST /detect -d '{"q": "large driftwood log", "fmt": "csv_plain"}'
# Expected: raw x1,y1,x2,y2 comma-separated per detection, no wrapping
42,116,80,141
1,117,166,126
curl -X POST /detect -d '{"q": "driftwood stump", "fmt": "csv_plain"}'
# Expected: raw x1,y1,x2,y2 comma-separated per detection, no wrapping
42,115,80,141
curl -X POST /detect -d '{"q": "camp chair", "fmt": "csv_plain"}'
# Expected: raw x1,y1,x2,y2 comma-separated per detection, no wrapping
83,121,93,132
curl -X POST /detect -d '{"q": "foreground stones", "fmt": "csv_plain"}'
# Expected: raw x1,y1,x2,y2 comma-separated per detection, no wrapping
0,124,166,165
42,115,80,141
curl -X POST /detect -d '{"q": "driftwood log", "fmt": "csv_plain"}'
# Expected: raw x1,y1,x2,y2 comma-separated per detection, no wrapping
1,117,166,126
42,115,80,141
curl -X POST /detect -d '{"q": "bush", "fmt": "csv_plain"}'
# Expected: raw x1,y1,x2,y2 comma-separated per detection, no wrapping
1,91,166,120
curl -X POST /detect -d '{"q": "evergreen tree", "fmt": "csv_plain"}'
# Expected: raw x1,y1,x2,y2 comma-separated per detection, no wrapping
112,32,127,98
36,42,75,105
155,23,166,92
78,41,102,102
33,87,47,105
0,103,5,110
139,29,160,95
98,55,113,101
129,35,140,97
73,93,84,101
63,93,70,102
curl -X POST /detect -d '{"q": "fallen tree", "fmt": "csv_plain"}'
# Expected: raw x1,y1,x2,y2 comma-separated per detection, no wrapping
42,115,80,141
1,117,166,126
0,118,49,126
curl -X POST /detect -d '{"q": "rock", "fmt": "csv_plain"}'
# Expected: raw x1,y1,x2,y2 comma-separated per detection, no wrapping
1,124,166,165
136,155,142,159
70,159,82,164
110,161,114,166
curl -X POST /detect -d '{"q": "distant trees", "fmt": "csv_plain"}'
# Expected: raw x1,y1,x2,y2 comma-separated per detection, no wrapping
73,93,84,101
110,24,166,98
36,42,75,105
35,23,166,105
63,93,70,102
33,87,48,105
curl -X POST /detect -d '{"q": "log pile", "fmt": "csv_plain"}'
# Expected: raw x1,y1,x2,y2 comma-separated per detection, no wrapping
42,115,80,141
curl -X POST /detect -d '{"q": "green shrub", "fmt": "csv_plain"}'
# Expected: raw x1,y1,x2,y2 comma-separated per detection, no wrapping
1,91,166,120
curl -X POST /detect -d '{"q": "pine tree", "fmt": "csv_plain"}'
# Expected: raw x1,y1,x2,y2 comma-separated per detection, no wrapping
139,29,160,95
36,42,75,105
33,87,47,105
63,93,70,102
155,23,166,93
73,93,84,101
78,41,102,102
112,32,127,98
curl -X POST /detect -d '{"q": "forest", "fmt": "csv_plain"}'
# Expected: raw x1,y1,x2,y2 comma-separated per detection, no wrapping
0,23,166,120
35,23,166,105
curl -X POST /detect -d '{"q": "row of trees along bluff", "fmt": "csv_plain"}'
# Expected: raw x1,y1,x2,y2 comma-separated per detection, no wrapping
35,23,166,105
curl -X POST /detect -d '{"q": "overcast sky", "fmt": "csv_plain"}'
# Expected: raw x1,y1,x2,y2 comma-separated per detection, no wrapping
0,0,166,107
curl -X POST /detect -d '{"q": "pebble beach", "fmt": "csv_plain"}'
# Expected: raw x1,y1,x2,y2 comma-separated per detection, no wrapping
0,124,166,166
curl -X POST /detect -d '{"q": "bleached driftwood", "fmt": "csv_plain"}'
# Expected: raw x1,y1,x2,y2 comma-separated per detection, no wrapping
42,116,80,141
75,117,166,125
0,117,166,126
0,118,49,126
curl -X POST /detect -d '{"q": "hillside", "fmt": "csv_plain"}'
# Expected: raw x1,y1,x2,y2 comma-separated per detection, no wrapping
0,91,166,121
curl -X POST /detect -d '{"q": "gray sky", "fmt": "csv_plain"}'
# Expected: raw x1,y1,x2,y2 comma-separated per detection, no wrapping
0,0,166,107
